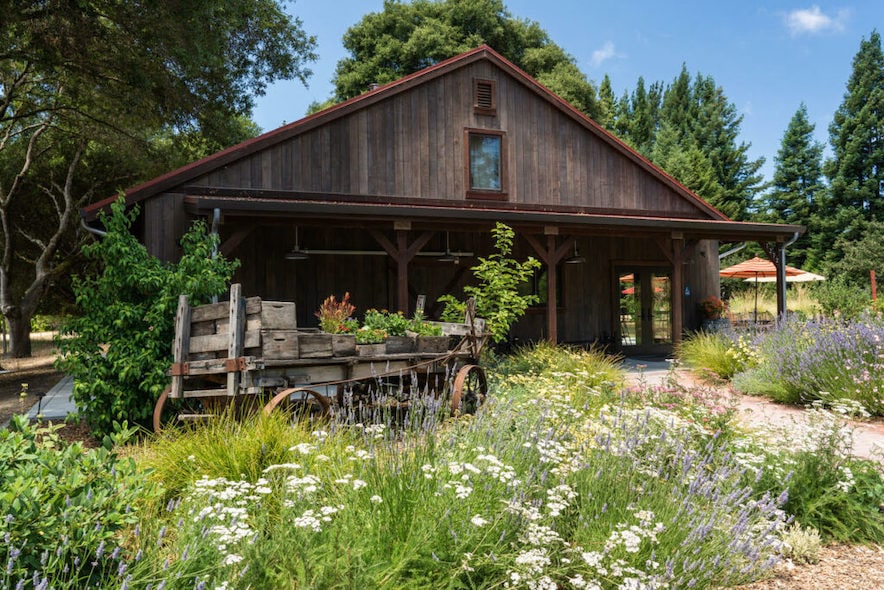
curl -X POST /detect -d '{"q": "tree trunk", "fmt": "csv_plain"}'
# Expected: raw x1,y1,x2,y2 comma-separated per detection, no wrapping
6,312,32,358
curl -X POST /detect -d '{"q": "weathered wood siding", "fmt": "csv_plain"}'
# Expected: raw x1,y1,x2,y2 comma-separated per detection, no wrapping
189,62,707,219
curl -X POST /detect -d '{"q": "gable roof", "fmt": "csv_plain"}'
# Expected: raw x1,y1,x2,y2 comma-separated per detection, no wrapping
84,45,733,222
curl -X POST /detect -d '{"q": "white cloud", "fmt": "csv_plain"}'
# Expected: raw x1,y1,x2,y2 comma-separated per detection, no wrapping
590,41,618,68
784,6,849,36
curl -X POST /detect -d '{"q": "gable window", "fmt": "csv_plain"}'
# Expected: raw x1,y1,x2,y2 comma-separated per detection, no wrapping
465,129,507,200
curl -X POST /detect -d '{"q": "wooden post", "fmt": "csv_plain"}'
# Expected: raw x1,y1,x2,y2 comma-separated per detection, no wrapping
396,231,410,315
523,232,574,344
170,294,191,399
872,270,878,301
775,244,787,318
671,237,684,345
370,228,434,316
546,234,558,343
227,283,244,396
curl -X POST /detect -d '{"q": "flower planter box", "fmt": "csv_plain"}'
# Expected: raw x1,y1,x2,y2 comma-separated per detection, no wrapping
701,318,731,333
385,335,415,354
332,334,356,357
261,330,299,360
416,335,449,354
298,333,334,358
357,343,386,357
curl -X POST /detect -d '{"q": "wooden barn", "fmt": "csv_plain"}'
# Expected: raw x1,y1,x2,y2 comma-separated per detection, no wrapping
83,45,802,355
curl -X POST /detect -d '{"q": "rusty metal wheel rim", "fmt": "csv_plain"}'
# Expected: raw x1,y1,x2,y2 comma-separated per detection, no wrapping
263,387,331,418
450,364,487,415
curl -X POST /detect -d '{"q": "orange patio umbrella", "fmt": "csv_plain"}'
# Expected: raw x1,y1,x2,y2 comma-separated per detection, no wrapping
719,256,805,320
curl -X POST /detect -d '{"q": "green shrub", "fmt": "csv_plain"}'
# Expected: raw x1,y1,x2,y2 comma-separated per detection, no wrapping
812,277,872,319
0,416,157,587
56,197,238,436
490,340,624,406
438,223,541,343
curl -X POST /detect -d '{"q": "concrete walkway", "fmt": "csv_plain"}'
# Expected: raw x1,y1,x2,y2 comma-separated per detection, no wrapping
26,374,76,421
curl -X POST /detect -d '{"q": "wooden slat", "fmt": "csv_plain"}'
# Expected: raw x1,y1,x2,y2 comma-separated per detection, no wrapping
188,330,261,355
170,295,191,399
182,388,230,399
227,283,245,396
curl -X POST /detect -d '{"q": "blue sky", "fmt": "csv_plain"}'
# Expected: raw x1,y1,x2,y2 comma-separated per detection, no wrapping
252,1,882,184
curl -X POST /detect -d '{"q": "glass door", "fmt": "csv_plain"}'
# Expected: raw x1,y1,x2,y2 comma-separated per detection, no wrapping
617,268,672,354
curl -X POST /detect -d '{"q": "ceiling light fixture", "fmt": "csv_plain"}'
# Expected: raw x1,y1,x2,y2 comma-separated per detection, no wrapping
284,227,309,260
565,241,585,264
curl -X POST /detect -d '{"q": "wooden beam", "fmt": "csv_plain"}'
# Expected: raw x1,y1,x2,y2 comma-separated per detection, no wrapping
524,234,575,343
218,224,256,257
671,238,684,344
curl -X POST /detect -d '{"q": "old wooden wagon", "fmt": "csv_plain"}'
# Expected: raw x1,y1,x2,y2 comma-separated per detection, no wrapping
152,284,488,430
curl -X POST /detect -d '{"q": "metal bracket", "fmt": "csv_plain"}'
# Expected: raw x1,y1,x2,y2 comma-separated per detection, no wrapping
170,362,190,376
225,357,248,372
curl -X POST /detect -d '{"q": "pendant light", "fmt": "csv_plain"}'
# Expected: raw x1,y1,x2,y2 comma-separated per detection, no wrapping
285,227,309,260
565,240,585,264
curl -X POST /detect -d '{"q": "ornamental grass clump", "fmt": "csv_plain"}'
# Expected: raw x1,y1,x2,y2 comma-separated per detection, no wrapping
676,330,749,380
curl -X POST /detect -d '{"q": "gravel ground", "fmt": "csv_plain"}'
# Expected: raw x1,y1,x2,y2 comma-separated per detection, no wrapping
737,544,884,589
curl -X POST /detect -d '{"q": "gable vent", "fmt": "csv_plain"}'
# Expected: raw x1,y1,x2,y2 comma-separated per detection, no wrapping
473,79,496,115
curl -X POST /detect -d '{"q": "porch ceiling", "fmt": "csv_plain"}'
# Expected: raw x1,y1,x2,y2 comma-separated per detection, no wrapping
183,193,804,244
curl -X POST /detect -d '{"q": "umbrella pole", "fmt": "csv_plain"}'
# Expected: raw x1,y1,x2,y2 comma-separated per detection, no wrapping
754,273,759,322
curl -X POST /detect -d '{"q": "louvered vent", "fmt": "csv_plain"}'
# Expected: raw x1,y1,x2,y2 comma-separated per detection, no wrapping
473,79,496,115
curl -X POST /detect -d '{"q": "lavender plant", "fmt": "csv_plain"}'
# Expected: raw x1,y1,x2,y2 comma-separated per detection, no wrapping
749,314,884,414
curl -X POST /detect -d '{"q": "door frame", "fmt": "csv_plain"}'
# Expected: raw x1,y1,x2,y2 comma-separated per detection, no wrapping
613,263,674,356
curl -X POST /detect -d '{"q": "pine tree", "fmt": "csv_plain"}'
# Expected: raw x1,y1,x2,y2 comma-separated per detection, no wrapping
596,74,617,132
652,121,727,213
764,104,824,268
820,30,884,268
687,74,765,220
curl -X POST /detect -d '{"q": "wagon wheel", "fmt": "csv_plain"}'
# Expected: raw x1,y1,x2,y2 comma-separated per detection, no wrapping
153,386,225,432
263,387,331,419
153,386,171,432
450,365,487,415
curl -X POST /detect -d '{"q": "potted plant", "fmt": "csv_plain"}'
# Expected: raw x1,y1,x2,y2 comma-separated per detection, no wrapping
355,327,387,356
407,311,448,354
364,309,415,353
309,293,357,357
699,296,729,332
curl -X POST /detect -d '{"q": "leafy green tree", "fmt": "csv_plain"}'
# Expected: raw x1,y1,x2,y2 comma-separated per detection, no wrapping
438,223,540,343
0,0,316,357
332,0,598,117
763,104,824,268
829,220,884,287
56,199,238,437
818,30,884,268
